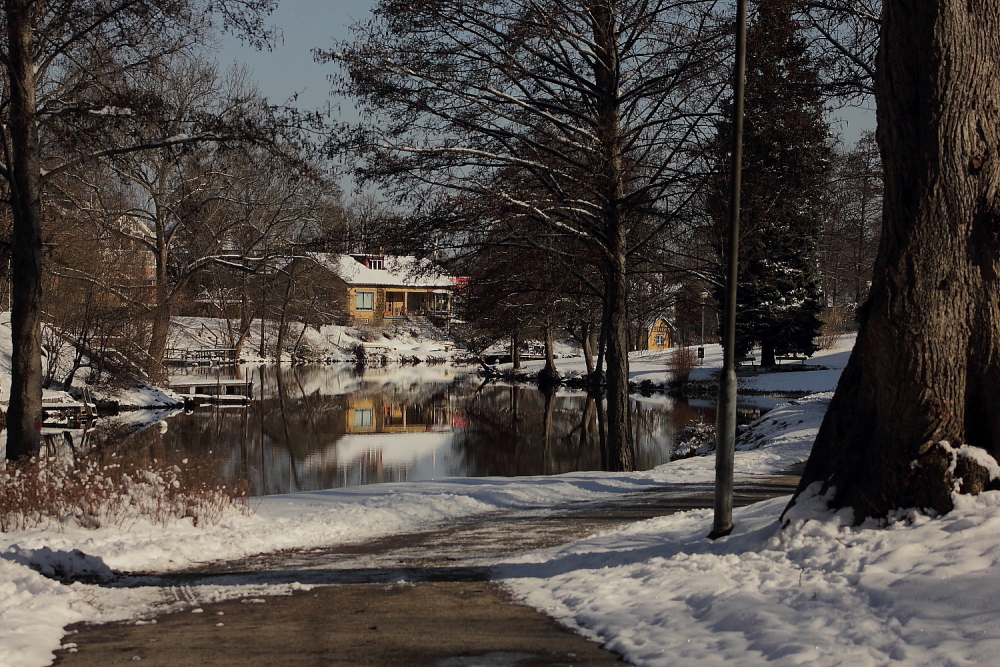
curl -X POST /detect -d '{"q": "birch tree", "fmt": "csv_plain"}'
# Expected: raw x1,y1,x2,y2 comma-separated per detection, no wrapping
324,0,725,469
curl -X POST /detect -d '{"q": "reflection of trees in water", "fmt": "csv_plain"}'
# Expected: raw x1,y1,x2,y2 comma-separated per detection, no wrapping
108,371,690,494
631,399,703,470
453,386,680,476
112,366,469,495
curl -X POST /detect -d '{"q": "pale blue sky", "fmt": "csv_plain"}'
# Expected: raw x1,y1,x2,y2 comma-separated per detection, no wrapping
218,0,875,143
217,0,375,117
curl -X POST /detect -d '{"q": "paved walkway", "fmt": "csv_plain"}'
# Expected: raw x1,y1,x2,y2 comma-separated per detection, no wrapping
54,475,799,667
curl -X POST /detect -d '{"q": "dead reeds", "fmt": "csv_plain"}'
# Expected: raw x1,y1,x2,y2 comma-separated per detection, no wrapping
0,450,252,533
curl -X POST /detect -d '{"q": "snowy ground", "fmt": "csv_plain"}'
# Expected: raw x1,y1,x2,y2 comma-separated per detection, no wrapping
7,332,1000,666
169,315,461,365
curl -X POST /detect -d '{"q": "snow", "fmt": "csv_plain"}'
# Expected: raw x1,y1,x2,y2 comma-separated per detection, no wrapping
499,488,1000,667
310,253,456,288
506,332,857,393
7,331,1000,667
168,315,460,364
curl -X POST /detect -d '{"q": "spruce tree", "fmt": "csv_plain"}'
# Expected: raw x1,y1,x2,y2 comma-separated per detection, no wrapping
712,0,831,367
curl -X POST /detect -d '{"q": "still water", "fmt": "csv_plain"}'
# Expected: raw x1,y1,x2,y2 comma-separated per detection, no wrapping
92,365,771,496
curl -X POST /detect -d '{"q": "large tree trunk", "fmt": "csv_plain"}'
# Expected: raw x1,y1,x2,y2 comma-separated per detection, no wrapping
5,0,43,460
604,252,633,471
787,0,1000,520
760,340,775,367
511,330,521,370
539,321,558,383
275,279,294,362
593,0,632,472
147,246,173,379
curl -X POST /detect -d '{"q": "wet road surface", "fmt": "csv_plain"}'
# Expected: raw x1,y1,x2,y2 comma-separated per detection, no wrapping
54,474,800,666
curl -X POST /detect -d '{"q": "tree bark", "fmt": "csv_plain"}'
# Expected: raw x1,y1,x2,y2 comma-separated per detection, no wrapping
510,330,521,370
581,323,596,376
787,0,1000,520
539,321,558,384
593,0,632,472
760,341,775,367
604,252,633,471
147,299,172,378
275,278,294,362
146,240,177,380
5,0,43,459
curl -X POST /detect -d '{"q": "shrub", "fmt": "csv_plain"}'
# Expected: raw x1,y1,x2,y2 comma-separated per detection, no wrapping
817,307,851,350
0,450,252,533
667,346,697,385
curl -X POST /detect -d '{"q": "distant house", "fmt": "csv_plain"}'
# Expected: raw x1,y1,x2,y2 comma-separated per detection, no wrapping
310,253,458,328
642,316,675,350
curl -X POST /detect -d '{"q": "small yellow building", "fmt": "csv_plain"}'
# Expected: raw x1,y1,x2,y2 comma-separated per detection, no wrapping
643,316,675,350
312,253,457,329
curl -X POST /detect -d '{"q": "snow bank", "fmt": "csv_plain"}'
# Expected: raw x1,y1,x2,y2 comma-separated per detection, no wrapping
0,331,862,666
500,483,1000,667
169,316,459,364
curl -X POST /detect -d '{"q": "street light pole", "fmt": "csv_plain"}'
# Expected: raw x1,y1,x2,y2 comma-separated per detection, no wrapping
701,291,708,347
710,0,748,540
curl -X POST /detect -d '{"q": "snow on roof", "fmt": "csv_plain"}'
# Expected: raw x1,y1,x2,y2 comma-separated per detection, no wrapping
644,314,676,330
309,253,455,288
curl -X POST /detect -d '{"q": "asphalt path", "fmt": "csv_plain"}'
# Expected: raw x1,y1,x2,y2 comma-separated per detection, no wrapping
54,474,800,667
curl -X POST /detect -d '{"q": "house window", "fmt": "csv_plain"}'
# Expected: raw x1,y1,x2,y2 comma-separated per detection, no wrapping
353,409,373,428
368,259,383,270
355,290,374,311
654,334,665,346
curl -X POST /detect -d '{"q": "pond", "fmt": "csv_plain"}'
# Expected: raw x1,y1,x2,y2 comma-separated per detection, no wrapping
78,364,775,496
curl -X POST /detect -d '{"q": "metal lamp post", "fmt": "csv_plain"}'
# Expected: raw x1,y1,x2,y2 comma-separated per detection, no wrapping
699,291,708,366
710,0,748,540
701,291,708,345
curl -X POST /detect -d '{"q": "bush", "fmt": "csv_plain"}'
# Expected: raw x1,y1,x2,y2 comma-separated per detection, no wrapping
667,346,697,385
817,307,851,350
0,450,251,533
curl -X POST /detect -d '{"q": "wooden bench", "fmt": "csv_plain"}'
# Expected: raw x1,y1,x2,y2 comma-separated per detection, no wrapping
776,354,807,364
735,355,756,367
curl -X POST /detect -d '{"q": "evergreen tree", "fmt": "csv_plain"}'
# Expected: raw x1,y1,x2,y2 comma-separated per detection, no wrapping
711,0,831,367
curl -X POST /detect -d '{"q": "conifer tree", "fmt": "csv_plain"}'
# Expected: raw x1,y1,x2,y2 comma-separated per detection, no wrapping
711,0,831,367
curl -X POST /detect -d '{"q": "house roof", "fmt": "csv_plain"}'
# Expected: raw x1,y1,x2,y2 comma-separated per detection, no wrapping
309,253,455,288
644,315,677,330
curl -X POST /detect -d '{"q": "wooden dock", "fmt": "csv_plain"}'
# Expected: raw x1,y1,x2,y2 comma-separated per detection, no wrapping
167,377,253,406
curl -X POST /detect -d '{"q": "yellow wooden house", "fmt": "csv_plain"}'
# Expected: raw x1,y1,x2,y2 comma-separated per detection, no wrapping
643,316,675,350
311,253,457,329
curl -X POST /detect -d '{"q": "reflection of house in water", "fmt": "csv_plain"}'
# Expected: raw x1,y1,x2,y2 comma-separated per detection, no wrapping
345,393,452,434
333,431,454,479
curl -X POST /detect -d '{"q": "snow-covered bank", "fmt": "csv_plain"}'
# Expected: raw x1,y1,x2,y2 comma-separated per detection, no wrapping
508,332,857,394
21,330,988,667
0,391,826,667
169,315,461,365
500,486,1000,667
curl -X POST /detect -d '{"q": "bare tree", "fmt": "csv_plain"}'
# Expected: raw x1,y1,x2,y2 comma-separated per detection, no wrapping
324,0,726,469
1,0,278,459
819,131,881,315
795,0,879,100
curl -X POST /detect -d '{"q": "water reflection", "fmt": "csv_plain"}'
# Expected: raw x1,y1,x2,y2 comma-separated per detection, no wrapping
102,365,736,495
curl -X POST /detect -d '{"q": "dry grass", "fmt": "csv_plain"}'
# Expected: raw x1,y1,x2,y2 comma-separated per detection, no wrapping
667,346,698,385
817,307,851,350
0,450,252,533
